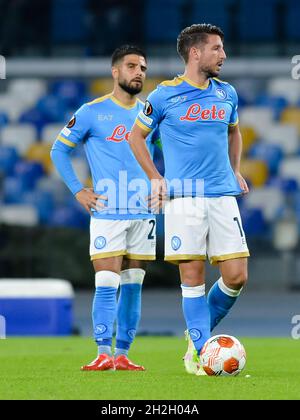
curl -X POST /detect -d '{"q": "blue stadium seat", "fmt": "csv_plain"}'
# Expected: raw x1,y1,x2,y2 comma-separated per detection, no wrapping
0,146,19,176
50,80,86,109
3,176,28,204
254,94,288,120
13,161,44,190
19,108,49,137
49,205,88,228
36,94,68,123
248,143,283,175
190,0,235,40
267,177,299,194
240,207,268,237
0,112,9,127
145,0,184,43
51,0,87,43
22,190,55,224
238,0,278,41
285,0,300,40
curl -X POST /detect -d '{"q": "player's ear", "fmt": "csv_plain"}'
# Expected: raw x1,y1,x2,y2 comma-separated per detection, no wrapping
190,46,201,62
111,66,119,80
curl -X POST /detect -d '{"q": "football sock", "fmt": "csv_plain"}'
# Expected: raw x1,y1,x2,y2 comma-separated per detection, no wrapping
181,284,211,355
115,268,145,356
93,270,120,357
208,277,242,332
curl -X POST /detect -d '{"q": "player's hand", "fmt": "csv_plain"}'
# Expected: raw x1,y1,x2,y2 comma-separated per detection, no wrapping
235,172,249,194
147,178,167,213
75,188,107,215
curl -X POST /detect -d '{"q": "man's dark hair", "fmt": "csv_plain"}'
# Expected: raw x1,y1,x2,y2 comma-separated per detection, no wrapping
177,24,224,63
111,45,147,66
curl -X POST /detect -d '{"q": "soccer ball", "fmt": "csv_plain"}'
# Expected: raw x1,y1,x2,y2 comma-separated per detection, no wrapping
200,334,246,376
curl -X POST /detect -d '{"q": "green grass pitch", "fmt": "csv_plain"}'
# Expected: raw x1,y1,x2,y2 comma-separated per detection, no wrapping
0,337,299,400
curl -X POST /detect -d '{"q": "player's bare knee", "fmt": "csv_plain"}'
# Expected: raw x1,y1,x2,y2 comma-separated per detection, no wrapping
224,270,247,290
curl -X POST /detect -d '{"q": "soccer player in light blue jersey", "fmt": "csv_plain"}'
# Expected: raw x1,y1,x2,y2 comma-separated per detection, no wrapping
51,45,160,371
129,24,250,375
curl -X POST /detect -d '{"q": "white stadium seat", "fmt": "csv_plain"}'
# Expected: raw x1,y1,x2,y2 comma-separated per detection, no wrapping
244,187,284,222
0,205,38,227
41,123,64,144
261,123,299,154
239,107,274,137
279,157,300,184
9,79,47,107
268,77,300,105
1,124,37,155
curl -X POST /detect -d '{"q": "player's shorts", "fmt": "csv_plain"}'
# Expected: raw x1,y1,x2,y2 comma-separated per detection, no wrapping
164,196,249,265
90,218,156,261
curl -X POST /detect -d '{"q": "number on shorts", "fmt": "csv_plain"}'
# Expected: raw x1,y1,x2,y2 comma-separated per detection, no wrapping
233,217,243,237
148,220,155,240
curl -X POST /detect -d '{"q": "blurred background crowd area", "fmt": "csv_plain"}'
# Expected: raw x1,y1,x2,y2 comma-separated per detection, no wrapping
0,0,300,288
0,0,300,57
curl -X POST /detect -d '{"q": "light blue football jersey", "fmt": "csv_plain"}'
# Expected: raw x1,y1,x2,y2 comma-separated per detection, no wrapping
136,76,242,197
54,94,159,219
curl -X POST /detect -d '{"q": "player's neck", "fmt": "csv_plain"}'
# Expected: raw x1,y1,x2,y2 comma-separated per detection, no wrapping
182,69,210,89
111,87,137,108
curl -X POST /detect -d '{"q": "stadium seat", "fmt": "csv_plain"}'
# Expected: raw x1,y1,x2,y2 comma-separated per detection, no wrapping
0,146,19,176
260,123,298,155
239,107,274,137
25,143,53,173
36,175,71,206
90,79,114,96
36,94,68,123
41,123,64,144
190,0,234,39
268,78,300,105
145,0,184,43
3,176,30,204
9,79,47,107
22,190,54,224
280,107,300,135
284,0,300,40
239,207,268,237
239,126,258,154
0,112,9,127
254,94,288,120
14,160,44,190
50,79,86,109
237,0,278,41
244,187,284,222
240,159,269,187
279,157,300,185
248,143,283,175
19,108,49,137
1,124,37,155
0,94,30,122
0,204,38,227
49,205,88,228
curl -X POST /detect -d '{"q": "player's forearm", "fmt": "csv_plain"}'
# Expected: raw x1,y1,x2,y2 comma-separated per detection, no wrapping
129,130,162,180
229,129,242,173
50,143,83,195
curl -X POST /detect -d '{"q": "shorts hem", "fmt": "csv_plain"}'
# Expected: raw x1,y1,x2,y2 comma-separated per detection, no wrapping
90,250,127,261
209,251,250,265
126,253,156,261
164,254,207,265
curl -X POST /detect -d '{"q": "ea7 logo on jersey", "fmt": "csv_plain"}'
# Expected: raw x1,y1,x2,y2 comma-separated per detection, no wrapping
180,103,226,121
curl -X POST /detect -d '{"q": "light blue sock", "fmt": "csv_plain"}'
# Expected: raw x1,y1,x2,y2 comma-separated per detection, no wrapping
181,284,211,355
115,269,145,357
208,277,242,332
92,271,120,356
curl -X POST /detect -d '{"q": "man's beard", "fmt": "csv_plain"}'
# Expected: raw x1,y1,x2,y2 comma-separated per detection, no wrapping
201,65,220,79
119,80,143,95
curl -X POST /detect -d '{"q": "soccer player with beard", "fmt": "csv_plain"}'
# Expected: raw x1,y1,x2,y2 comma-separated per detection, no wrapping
51,45,160,371
129,24,250,375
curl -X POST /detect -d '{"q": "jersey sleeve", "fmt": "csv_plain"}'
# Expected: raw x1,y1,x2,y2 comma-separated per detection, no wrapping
55,103,91,149
135,88,164,133
229,85,239,127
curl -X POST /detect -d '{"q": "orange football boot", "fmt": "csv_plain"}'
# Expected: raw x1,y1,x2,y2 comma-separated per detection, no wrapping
114,355,145,371
81,354,115,371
